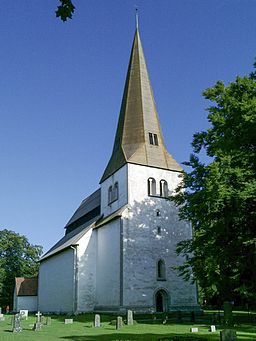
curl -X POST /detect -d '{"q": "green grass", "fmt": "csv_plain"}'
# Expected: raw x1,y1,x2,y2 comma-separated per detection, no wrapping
0,311,256,341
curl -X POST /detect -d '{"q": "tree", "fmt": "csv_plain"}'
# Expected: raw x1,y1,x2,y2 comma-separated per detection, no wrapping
172,64,256,306
0,229,43,309
56,0,75,21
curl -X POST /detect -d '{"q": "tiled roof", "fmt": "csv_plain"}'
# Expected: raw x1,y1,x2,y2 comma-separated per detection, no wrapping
15,277,38,296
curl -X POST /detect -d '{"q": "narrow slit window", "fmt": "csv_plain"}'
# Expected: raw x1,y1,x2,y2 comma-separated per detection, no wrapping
153,134,158,146
157,259,166,280
149,132,154,145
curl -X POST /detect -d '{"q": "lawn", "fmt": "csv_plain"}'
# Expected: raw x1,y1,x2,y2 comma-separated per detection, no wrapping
0,311,256,340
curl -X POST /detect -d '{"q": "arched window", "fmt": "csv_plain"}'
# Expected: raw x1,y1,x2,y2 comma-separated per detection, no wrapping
113,182,119,201
160,180,168,197
157,259,166,280
148,178,156,196
108,186,113,204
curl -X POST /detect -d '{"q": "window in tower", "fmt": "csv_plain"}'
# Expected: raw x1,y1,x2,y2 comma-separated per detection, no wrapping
157,259,166,280
108,186,113,205
149,132,159,146
153,133,158,146
160,180,168,197
148,177,156,196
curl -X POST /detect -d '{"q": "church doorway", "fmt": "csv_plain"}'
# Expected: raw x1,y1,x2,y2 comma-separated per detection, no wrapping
155,289,168,312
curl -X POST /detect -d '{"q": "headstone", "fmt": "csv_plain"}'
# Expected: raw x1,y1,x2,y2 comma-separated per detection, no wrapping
223,301,233,326
0,313,5,322
46,317,52,326
210,325,216,332
33,322,42,331
190,327,199,333
116,316,123,330
36,311,42,323
0,307,2,314
94,314,100,327
220,329,237,341
20,310,28,320
12,313,22,333
127,310,133,325
33,311,43,331
41,315,46,324
64,319,73,324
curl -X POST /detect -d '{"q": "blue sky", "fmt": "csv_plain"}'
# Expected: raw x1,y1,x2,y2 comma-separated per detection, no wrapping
1,0,255,252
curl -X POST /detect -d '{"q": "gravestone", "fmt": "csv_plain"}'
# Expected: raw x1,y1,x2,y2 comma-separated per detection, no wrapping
210,325,216,332
33,311,43,331
116,316,123,330
20,310,28,320
127,310,133,325
33,322,42,331
0,307,2,314
0,313,5,322
12,313,22,333
223,301,233,326
41,315,46,324
46,317,52,326
65,319,73,324
94,314,100,327
190,327,198,333
220,329,237,341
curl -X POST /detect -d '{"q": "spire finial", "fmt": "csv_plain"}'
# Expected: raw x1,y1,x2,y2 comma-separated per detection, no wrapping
135,6,139,30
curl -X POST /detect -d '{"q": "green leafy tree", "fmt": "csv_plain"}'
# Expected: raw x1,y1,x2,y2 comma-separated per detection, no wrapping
172,64,256,306
56,0,75,21
0,229,43,309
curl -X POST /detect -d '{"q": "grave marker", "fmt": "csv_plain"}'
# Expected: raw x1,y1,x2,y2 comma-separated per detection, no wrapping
127,310,133,325
46,317,52,326
0,313,5,322
94,314,100,327
12,313,22,333
20,310,28,320
190,327,199,333
116,316,123,330
210,325,216,332
65,319,73,324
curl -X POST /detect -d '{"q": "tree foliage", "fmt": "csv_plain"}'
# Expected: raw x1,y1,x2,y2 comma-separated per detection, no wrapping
172,65,256,305
56,0,75,21
0,229,43,308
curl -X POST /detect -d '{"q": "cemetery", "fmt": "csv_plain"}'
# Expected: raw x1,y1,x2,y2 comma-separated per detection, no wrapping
0,309,255,340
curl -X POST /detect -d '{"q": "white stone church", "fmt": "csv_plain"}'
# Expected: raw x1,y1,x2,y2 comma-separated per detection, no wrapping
37,26,198,314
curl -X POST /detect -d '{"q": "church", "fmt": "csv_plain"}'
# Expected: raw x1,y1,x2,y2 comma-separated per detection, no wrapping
37,24,198,314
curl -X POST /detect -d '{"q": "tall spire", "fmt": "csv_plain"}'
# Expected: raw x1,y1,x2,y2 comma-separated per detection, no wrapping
100,27,182,183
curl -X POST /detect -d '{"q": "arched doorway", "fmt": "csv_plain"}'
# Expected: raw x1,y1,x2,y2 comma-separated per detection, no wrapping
155,289,168,312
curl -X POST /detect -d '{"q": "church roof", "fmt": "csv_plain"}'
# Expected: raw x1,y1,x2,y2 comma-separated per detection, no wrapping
40,215,100,262
65,188,100,234
15,277,38,296
100,27,182,183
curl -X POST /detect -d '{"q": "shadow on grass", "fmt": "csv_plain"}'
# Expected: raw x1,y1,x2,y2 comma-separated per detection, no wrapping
60,333,218,341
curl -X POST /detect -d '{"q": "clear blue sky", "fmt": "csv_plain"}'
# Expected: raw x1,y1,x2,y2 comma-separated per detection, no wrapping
1,0,255,252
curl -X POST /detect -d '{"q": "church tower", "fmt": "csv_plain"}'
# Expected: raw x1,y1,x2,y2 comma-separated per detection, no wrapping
38,23,198,314
97,26,198,312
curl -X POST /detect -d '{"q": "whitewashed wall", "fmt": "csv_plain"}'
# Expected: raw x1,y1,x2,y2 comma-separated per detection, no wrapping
76,228,97,312
14,296,38,312
100,165,128,217
38,248,74,313
95,219,120,309
121,163,198,311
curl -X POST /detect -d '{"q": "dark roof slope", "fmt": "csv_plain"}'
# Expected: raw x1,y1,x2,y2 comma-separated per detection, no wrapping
15,277,38,296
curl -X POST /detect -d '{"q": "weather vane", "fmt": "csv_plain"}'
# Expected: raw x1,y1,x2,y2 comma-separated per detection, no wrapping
135,5,139,29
